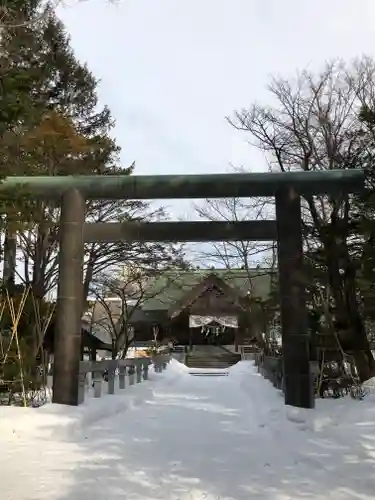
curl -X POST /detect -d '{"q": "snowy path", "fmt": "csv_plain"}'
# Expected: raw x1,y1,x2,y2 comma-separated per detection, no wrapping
2,361,375,500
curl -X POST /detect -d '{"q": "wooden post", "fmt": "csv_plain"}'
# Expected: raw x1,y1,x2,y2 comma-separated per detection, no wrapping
52,189,85,406
275,188,314,409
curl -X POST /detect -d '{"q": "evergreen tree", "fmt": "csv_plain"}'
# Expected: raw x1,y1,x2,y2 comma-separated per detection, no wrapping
0,2,186,403
0,0,184,338
0,1,123,294
0,2,119,176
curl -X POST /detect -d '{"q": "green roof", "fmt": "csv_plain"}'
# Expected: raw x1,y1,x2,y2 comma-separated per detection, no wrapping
141,268,274,311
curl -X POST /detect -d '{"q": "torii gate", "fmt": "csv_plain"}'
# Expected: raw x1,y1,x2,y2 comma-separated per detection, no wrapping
0,170,364,409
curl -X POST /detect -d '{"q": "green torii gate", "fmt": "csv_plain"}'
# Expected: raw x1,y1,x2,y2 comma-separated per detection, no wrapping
0,170,365,409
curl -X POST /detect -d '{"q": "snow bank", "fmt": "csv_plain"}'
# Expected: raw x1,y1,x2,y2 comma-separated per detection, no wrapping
0,361,261,441
2,359,375,499
283,378,375,433
231,360,375,438
0,362,184,439
0,389,150,439
291,392,375,433
167,358,190,374
227,359,255,376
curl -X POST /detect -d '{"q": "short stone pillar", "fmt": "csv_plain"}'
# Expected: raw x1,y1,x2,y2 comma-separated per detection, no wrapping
118,365,126,389
128,365,135,385
93,370,102,398
77,372,86,405
107,363,116,395
143,362,149,380
153,358,161,373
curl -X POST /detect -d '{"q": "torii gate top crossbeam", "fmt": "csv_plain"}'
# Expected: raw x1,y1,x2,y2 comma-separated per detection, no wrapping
0,170,364,200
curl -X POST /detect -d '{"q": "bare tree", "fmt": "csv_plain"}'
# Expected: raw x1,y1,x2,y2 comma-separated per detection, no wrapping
194,196,274,269
192,195,278,344
228,57,375,380
87,265,149,359
16,197,183,304
88,262,187,358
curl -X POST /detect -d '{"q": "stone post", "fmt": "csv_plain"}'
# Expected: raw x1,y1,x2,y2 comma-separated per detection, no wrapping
77,371,86,405
143,362,149,380
119,365,126,389
128,365,135,385
153,359,161,372
93,370,102,398
107,361,116,395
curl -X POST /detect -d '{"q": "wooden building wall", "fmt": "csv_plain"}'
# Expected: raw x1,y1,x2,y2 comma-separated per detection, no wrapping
131,309,260,346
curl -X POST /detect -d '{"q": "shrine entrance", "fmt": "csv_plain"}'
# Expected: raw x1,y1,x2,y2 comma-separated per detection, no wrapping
0,170,364,409
169,273,244,349
189,314,238,346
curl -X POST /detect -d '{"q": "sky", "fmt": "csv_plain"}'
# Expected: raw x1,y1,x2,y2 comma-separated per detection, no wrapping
56,0,375,219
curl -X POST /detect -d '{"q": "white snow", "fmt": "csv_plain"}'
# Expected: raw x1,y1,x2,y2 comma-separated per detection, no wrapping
1,360,375,499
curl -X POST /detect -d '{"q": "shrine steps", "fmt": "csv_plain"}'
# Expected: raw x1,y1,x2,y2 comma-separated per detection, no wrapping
189,372,229,377
185,348,241,370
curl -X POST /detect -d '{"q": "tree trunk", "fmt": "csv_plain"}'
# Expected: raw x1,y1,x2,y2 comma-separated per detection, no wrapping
82,254,95,312
324,238,375,381
3,227,16,288
111,339,116,360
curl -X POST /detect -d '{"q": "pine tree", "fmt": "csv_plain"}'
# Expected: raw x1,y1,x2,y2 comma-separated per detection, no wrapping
0,2,120,365
0,2,119,175
0,2,185,403
0,1,123,288
0,0,184,324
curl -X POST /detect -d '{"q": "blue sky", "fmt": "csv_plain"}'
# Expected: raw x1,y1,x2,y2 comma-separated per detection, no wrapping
57,0,375,218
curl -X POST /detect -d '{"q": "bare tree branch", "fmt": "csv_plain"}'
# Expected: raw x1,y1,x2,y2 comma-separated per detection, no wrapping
88,262,188,358
228,56,375,378
194,195,274,269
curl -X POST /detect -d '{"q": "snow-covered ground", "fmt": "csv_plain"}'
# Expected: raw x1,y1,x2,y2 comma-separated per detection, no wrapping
1,361,375,500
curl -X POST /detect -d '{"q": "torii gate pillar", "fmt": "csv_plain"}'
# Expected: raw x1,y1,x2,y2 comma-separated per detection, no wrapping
276,188,314,409
52,189,85,406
